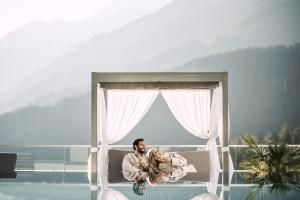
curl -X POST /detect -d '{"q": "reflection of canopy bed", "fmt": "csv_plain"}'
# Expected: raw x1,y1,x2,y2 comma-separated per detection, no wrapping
90,72,233,196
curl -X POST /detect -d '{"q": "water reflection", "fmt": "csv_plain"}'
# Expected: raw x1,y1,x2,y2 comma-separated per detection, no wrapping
94,182,300,200
190,193,219,200
239,173,300,200
132,179,146,196
93,171,300,200
98,188,128,200
96,187,222,200
238,134,300,199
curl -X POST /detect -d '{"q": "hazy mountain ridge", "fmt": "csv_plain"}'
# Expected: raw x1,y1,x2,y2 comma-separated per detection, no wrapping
0,20,99,93
138,3,300,72
1,0,300,144
0,92,91,145
1,44,299,144
1,0,299,114
0,8,151,95
175,43,300,136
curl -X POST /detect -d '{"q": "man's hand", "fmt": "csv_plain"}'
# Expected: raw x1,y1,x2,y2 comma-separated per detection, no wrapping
151,172,166,184
143,167,149,172
140,159,149,172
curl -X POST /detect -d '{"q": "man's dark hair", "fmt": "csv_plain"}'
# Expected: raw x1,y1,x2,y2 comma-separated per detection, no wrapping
133,138,144,150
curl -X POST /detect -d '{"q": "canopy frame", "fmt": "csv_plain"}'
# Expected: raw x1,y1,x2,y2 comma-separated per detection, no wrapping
91,72,229,187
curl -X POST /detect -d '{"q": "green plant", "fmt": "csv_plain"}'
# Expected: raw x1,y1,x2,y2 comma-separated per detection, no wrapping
240,134,300,181
239,134,300,199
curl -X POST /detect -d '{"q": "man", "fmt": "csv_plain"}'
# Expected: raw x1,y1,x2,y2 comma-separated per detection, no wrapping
122,138,149,181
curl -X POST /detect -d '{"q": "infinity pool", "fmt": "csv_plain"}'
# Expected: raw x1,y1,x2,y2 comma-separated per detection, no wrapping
0,146,299,199
0,172,299,200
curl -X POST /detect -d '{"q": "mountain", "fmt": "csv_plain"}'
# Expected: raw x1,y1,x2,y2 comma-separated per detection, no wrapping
0,92,205,145
1,0,299,114
174,44,300,136
140,0,300,71
0,92,90,145
209,0,300,52
135,39,211,71
0,8,150,94
0,20,89,93
1,44,299,144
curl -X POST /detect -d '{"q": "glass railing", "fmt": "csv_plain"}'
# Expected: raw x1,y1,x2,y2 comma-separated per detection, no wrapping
0,145,90,172
0,145,90,184
1,144,299,200
1,144,299,184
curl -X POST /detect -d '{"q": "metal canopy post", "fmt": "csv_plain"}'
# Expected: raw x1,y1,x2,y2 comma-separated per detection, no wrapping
222,72,230,200
91,73,98,186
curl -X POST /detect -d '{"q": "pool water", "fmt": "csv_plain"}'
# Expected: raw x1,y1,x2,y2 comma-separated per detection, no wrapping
0,172,299,200
1,146,299,199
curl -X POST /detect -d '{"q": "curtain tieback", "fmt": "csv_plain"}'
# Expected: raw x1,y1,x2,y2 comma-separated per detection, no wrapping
101,143,109,151
99,142,109,188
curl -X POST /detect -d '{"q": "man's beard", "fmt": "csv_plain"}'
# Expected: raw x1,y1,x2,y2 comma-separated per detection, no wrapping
137,147,145,154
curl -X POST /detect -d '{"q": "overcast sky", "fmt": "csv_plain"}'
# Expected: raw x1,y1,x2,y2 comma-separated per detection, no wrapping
0,0,172,38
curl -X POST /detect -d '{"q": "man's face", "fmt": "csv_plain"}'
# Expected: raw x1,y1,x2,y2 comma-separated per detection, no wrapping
135,140,146,154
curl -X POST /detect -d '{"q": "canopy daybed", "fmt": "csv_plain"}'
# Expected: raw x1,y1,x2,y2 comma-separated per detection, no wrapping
89,72,233,197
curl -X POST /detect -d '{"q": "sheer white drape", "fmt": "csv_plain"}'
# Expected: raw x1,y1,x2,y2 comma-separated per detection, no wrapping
97,87,159,187
160,90,211,137
207,86,222,194
161,89,220,193
212,86,234,183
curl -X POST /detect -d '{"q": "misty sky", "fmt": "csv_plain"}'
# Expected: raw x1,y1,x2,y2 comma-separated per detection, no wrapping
0,0,172,38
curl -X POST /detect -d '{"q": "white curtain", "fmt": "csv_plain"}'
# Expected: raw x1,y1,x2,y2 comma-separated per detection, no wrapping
160,90,211,137
97,87,159,188
99,188,128,200
212,85,234,184
161,89,220,193
161,90,211,136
